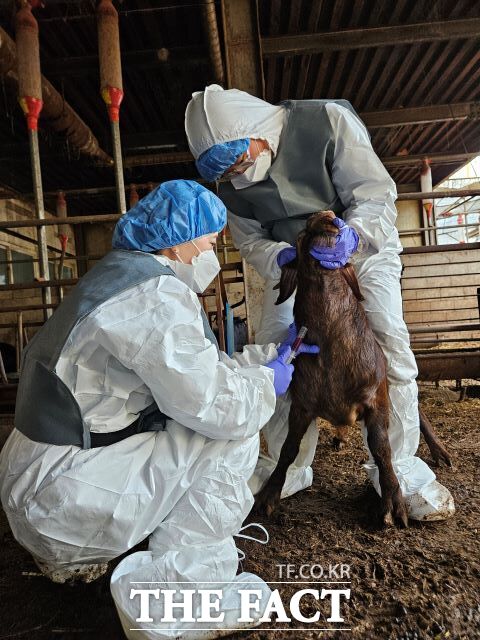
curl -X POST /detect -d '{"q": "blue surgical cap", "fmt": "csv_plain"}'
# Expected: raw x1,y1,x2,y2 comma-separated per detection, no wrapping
112,180,227,252
196,138,250,181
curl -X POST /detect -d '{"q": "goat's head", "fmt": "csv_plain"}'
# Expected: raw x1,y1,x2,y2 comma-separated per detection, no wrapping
304,210,339,249
275,210,363,305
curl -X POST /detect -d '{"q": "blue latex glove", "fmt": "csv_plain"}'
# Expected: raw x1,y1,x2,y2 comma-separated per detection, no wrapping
265,345,294,396
279,322,320,356
276,246,297,268
310,218,359,269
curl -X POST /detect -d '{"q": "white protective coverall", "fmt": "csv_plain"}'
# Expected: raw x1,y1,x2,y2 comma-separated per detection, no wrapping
0,253,276,638
184,85,455,521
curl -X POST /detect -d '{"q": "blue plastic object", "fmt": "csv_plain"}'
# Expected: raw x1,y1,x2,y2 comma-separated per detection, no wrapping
196,139,250,181
225,302,235,357
112,180,227,252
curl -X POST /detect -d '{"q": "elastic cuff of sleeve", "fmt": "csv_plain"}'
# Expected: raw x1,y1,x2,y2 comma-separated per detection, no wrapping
350,229,369,259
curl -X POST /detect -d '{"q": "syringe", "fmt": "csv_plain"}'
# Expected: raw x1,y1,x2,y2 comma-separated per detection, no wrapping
285,326,308,364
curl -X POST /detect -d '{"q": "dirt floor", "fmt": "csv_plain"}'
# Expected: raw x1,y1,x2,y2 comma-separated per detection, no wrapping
0,383,479,640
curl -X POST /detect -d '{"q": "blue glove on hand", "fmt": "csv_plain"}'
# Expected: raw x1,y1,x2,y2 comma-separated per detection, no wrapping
279,322,321,356
310,218,359,269
276,246,296,268
266,326,321,396
265,345,294,396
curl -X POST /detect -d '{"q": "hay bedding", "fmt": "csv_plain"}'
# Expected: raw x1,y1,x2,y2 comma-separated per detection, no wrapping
0,385,479,639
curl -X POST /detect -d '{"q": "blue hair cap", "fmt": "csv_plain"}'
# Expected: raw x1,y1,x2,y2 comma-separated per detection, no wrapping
112,179,227,252
196,138,250,181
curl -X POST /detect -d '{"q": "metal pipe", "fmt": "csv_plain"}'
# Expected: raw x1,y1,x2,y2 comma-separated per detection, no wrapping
110,119,126,213
409,323,480,334
28,130,52,318
0,278,79,292
17,312,24,357
397,188,480,200
15,1,51,320
56,191,69,301
399,221,480,235
420,159,433,246
0,26,111,163
2,303,57,313
97,0,126,214
203,0,225,84
123,152,194,168
18,177,208,199
0,351,8,385
0,322,43,330
0,214,121,229
382,151,480,168
0,254,103,264
411,337,480,344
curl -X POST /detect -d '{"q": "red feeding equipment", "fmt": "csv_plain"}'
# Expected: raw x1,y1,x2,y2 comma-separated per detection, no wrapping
129,184,139,208
97,0,123,102
15,2,43,129
424,202,433,225
97,0,126,214
102,86,123,123
15,0,52,317
56,191,69,252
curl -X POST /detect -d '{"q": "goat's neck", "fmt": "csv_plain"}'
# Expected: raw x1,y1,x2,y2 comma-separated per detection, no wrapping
294,269,358,341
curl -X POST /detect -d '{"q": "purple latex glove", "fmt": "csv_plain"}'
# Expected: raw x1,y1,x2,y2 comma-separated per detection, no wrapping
279,322,321,356
276,246,297,267
265,345,294,396
310,218,359,269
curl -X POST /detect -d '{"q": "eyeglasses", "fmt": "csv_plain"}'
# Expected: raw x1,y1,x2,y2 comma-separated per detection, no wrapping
218,151,255,182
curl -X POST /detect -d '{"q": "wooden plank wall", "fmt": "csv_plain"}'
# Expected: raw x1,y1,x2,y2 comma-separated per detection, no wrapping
400,243,480,341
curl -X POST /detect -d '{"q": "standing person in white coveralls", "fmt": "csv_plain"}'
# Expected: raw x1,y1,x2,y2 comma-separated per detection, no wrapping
185,85,455,521
0,179,319,639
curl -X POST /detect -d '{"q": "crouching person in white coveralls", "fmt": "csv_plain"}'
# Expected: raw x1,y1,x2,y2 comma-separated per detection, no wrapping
0,179,319,639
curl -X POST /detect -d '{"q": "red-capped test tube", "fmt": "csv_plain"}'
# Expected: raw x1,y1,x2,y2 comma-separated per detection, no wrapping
286,326,308,364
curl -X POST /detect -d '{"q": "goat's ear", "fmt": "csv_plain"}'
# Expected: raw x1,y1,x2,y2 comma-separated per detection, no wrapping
274,261,298,305
341,264,365,302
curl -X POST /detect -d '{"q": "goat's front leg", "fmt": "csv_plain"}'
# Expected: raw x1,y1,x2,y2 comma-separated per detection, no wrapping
253,402,314,518
364,383,408,528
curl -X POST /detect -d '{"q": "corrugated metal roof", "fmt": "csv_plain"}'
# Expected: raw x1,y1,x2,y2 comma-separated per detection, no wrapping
1,0,479,216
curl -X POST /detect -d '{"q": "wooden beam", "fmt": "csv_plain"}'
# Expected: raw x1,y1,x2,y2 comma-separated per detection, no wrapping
361,101,480,129
397,188,480,201
262,18,480,57
221,0,264,97
382,151,479,168
41,47,208,77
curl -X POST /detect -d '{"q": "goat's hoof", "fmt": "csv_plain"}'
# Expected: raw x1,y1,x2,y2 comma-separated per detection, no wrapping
382,488,409,529
332,437,345,451
253,488,281,518
383,511,394,527
429,444,452,468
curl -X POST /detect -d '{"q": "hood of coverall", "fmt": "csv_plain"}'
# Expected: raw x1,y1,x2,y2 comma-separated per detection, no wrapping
185,84,285,159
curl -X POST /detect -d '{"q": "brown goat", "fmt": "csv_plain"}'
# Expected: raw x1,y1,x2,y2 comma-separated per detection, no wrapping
255,211,451,525
255,211,413,527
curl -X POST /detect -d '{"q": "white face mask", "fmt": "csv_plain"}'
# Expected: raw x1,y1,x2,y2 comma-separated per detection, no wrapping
231,150,272,190
170,243,221,293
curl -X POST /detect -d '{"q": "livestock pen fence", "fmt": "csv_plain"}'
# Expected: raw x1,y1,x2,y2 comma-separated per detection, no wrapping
400,242,480,382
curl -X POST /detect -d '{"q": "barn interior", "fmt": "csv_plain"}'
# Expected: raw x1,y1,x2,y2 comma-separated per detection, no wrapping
0,1,479,638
